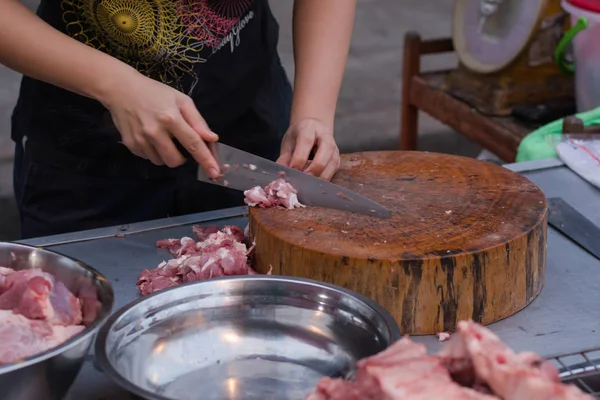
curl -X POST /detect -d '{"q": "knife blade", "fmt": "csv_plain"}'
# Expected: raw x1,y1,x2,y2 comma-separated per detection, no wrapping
197,143,391,219
548,197,600,261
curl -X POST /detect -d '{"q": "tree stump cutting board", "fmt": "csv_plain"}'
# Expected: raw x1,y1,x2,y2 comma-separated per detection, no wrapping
248,151,548,335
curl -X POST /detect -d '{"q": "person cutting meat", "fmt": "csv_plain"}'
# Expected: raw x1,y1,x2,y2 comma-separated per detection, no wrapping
0,0,356,239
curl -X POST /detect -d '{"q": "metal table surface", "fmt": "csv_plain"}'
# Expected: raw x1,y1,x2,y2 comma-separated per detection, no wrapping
15,158,600,400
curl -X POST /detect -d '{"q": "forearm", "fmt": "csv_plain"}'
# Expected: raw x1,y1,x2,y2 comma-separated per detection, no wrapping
290,0,356,129
0,0,137,105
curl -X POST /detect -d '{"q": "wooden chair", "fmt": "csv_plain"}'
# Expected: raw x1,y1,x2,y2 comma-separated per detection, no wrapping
398,32,576,162
398,32,536,162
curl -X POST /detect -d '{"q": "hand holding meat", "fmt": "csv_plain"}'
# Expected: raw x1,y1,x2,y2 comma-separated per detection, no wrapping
101,73,221,179
277,118,340,181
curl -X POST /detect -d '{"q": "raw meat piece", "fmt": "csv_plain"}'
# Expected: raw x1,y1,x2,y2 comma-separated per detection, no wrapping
137,225,267,296
356,337,498,400
76,284,102,327
453,320,592,400
244,186,272,208
304,320,593,400
0,269,82,326
192,225,221,241
0,267,88,365
304,336,500,400
0,310,84,364
304,376,381,400
244,178,305,210
0,266,14,290
156,236,198,257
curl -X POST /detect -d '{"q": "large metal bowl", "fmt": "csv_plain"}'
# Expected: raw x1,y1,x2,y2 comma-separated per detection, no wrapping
0,242,114,400
96,275,401,400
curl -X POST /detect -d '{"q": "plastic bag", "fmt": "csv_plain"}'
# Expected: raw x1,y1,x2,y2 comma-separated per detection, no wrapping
547,134,600,190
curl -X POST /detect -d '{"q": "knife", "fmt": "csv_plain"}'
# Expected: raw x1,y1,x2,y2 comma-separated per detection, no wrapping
548,197,600,261
197,143,391,219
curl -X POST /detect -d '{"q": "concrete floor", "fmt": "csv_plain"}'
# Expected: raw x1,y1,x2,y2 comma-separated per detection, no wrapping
0,0,482,240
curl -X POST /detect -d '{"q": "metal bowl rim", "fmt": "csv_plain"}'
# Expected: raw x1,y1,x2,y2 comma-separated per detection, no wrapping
0,242,115,374
95,274,401,400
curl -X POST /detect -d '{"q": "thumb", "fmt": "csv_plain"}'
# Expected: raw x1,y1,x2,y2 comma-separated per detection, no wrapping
180,98,219,142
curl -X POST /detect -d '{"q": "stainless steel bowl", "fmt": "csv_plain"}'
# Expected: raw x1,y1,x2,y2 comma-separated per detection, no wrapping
96,275,400,400
0,242,114,400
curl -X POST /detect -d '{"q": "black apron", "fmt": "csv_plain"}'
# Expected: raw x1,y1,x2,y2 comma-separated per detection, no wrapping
11,0,292,239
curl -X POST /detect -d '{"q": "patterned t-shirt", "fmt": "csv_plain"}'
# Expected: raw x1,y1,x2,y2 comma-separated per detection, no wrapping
13,0,279,147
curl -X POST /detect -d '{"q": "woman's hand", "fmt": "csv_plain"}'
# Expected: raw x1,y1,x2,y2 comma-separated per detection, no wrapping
102,73,221,178
277,118,340,181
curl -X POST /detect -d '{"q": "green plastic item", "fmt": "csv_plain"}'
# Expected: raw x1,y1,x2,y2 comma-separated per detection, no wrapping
554,17,588,75
517,15,600,162
516,107,600,162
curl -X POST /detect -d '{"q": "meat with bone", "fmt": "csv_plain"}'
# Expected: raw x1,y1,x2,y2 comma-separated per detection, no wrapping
244,178,305,210
137,225,269,296
442,320,593,400
304,320,593,400
0,267,87,365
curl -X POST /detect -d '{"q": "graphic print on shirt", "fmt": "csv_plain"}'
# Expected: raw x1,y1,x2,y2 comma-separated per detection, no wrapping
61,0,255,94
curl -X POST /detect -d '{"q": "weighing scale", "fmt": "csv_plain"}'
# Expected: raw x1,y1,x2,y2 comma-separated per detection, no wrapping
447,0,574,116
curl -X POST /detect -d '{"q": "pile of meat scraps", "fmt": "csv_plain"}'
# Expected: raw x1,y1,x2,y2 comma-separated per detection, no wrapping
0,267,88,364
305,320,592,400
137,225,269,296
244,178,304,209
137,179,303,296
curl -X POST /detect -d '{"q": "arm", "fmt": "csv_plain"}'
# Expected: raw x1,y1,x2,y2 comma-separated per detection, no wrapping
290,0,356,128
277,0,356,180
0,0,133,102
0,0,220,176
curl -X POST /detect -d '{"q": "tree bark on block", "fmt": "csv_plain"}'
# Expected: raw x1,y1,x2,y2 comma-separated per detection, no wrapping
249,151,547,335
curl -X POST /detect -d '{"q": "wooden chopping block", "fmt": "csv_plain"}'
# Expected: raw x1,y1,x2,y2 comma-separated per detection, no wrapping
248,151,548,335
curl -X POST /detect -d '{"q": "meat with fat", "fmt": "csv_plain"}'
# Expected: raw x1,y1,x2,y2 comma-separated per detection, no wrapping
0,268,82,326
303,320,594,400
0,267,89,365
451,320,593,400
192,225,222,241
137,224,268,296
305,336,500,400
437,331,452,342
0,310,84,364
244,178,305,210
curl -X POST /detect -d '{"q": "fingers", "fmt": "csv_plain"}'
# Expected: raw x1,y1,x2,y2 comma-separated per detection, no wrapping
107,81,220,170
276,153,292,167
121,135,144,159
114,112,180,167
168,115,220,178
137,136,164,166
320,154,340,181
180,98,219,142
289,131,315,171
276,135,293,166
305,139,336,177
146,132,185,167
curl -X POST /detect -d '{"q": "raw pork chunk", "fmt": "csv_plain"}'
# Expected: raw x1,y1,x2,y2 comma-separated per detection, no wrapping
244,178,304,209
0,268,82,326
0,310,83,364
304,320,593,400
0,267,87,365
137,225,269,296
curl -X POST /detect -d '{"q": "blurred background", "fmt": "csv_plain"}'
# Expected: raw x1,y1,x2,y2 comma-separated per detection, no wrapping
0,0,482,240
